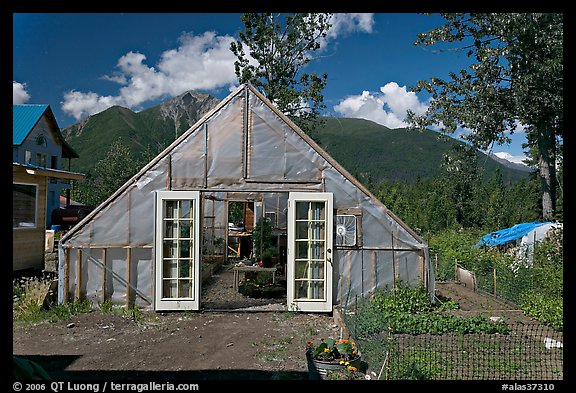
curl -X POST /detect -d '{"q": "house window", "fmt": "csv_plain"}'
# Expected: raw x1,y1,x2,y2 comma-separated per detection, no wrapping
25,150,32,164
13,183,37,228
36,153,47,167
51,155,58,169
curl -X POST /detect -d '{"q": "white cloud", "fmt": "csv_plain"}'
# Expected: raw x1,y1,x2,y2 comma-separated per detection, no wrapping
61,31,238,121
327,13,374,38
318,13,374,50
61,90,125,121
333,82,429,129
13,81,31,104
60,17,376,122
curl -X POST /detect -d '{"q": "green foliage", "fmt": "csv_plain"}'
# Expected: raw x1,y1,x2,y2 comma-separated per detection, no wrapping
252,218,274,259
13,275,53,321
13,356,52,380
313,117,530,186
306,337,359,362
352,284,510,337
228,201,244,225
408,13,563,220
231,13,331,134
519,293,563,331
45,300,92,323
99,298,114,313
429,227,563,330
72,138,151,206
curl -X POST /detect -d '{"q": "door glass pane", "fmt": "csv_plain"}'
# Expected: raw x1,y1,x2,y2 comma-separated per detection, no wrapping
179,259,191,278
179,221,191,238
163,240,178,258
161,198,195,299
310,202,325,220
296,202,309,220
180,201,192,218
296,222,309,240
163,260,178,278
179,240,191,258
292,199,327,301
309,223,325,240
179,279,192,297
295,280,324,300
163,280,178,298
294,260,325,280
164,221,177,238
165,201,177,218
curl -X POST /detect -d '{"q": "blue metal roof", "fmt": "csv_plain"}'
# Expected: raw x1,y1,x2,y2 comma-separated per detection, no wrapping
13,104,49,145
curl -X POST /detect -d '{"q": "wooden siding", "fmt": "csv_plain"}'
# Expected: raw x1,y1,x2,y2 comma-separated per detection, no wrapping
13,171,47,271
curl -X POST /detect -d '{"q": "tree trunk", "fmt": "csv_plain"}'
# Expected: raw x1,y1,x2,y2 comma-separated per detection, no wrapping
537,125,556,221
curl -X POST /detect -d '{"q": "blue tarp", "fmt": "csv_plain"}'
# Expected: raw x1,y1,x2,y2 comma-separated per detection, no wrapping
476,222,553,247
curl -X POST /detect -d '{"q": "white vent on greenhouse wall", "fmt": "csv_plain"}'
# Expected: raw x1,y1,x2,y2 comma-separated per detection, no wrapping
335,215,357,246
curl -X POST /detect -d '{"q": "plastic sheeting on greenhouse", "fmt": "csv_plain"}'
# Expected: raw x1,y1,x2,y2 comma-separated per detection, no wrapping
57,83,434,312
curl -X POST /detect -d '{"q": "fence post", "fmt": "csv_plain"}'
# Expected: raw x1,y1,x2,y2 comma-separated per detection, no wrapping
455,259,458,282
493,267,497,296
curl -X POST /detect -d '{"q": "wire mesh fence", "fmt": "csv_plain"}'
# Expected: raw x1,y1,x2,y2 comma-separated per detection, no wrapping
356,323,563,380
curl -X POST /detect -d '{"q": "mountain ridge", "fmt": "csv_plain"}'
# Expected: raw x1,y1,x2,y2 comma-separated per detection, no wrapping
61,91,533,184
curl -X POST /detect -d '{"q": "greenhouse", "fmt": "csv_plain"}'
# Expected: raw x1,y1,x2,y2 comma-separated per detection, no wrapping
57,83,434,312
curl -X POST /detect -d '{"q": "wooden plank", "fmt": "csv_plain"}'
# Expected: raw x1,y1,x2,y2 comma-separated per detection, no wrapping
75,249,82,300
126,247,132,307
391,234,397,289
63,248,70,303
102,248,107,303
336,208,362,215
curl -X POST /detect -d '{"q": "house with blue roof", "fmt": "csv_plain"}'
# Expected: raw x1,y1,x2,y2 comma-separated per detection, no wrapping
13,104,84,272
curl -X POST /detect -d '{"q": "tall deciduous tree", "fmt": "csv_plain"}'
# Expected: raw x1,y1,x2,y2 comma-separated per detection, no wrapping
407,13,563,220
230,13,332,134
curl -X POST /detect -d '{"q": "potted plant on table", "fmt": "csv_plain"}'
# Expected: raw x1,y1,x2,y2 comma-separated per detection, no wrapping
306,337,363,380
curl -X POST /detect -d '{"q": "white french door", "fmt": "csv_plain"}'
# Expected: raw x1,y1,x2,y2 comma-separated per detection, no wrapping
155,191,201,311
287,192,333,312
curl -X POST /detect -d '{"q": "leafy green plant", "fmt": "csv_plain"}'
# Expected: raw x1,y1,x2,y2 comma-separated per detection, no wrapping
325,362,368,380
352,284,509,337
519,292,563,331
306,338,359,362
99,298,114,313
13,276,53,321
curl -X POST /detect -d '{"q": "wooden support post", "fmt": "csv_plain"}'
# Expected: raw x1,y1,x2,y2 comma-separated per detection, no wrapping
102,248,107,303
75,249,82,301
391,234,397,289
346,252,352,296
126,247,132,307
493,267,497,296
63,248,70,303
370,251,377,291
455,259,458,282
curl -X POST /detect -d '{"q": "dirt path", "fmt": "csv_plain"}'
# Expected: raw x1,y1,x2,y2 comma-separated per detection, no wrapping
13,310,342,380
434,281,537,324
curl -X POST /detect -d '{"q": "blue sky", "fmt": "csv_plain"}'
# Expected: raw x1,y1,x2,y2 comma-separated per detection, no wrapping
13,13,529,164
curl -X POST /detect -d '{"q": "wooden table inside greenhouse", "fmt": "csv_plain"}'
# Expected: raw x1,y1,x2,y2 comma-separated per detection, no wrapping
232,266,277,292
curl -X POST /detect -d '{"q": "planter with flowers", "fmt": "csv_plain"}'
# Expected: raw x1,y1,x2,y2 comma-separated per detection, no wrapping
306,337,362,380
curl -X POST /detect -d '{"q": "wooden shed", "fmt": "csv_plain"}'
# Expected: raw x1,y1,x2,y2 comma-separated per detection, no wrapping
13,163,84,272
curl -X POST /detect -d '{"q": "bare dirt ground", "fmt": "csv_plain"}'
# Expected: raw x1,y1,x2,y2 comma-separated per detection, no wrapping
434,281,537,325
12,265,537,381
